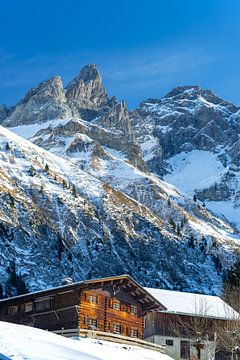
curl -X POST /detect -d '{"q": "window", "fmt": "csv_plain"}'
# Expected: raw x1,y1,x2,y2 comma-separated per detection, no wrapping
120,303,127,311
88,294,98,303
87,318,98,329
130,305,138,315
35,299,51,312
24,302,33,312
113,301,120,310
180,340,190,359
166,339,174,346
8,306,18,315
130,329,138,338
113,323,121,334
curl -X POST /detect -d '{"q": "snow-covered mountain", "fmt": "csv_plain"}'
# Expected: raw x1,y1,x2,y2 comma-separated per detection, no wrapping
136,86,240,229
0,64,239,298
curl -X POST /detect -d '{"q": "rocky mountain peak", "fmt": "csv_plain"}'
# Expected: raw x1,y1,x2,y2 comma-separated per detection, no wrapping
20,76,66,105
164,85,239,112
65,64,110,118
4,76,71,127
77,63,101,83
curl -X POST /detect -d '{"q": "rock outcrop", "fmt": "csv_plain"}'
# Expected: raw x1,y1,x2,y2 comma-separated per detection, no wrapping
5,76,71,127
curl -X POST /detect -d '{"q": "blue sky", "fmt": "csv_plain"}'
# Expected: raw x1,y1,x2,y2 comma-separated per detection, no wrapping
1,0,240,108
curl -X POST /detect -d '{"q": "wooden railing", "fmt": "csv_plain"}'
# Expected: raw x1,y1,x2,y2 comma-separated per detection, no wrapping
53,328,166,353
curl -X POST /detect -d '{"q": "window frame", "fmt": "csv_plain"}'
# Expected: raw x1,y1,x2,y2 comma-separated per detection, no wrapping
130,305,138,315
24,302,33,313
35,298,51,312
7,305,18,315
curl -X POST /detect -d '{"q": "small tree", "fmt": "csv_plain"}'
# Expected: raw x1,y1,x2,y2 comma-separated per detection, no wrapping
56,234,65,260
45,163,49,172
169,217,176,231
72,184,77,197
5,142,10,151
9,193,15,208
193,194,197,202
177,223,181,236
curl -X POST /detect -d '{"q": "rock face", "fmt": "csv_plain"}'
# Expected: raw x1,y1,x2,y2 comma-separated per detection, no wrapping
1,64,240,298
5,76,71,127
0,125,238,299
135,86,240,224
0,105,10,123
65,64,113,120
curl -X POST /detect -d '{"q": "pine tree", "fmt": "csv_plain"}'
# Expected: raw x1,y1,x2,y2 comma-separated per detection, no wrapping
177,223,181,236
193,194,197,202
9,262,28,295
72,184,77,197
169,217,176,231
188,235,195,249
45,163,49,172
167,197,171,206
56,234,64,260
5,142,10,151
9,193,15,208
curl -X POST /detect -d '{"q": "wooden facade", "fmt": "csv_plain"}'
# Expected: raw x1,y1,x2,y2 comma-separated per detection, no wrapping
0,275,163,340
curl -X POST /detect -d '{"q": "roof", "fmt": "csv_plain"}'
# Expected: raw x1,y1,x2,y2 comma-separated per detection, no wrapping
145,287,240,320
0,275,164,313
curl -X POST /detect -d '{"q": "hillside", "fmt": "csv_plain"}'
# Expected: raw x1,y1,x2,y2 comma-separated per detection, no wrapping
0,64,239,297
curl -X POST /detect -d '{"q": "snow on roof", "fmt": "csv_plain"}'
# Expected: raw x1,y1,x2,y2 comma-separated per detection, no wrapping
145,287,239,320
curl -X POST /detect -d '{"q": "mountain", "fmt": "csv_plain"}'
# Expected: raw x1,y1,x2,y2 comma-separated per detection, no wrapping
135,86,240,229
0,64,239,298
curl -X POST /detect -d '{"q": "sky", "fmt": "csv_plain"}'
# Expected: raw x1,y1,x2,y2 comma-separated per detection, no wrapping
1,0,240,109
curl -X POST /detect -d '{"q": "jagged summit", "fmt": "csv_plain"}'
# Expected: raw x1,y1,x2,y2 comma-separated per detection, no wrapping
0,64,239,298
67,63,101,85
65,64,110,118
5,75,71,127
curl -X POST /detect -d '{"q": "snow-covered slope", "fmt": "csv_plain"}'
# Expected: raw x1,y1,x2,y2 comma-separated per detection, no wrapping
136,86,240,229
0,64,240,297
0,322,172,360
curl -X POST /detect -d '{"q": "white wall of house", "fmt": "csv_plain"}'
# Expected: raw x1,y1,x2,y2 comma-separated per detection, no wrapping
145,335,215,360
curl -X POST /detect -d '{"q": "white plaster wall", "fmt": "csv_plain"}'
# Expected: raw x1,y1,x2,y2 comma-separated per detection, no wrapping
145,335,215,360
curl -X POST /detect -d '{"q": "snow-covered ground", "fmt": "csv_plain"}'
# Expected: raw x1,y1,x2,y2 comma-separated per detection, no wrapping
164,150,225,195
10,118,71,139
0,322,172,360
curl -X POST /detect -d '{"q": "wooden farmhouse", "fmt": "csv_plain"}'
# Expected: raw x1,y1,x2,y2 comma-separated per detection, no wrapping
0,275,164,341
144,287,240,360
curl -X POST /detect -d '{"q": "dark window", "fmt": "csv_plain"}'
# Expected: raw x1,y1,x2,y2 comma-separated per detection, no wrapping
166,339,174,346
130,329,138,338
130,305,138,315
180,340,190,359
24,302,33,312
88,294,98,303
7,306,18,315
87,318,98,329
35,299,51,312
113,323,121,334
113,301,120,310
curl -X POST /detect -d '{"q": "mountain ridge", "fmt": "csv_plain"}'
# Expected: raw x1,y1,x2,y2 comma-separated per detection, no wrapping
0,64,239,298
